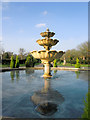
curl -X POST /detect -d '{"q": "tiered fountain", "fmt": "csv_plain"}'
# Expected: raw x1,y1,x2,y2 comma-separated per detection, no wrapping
31,28,65,78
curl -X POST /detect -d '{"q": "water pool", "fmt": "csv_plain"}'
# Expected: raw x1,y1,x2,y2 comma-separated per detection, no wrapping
2,69,88,118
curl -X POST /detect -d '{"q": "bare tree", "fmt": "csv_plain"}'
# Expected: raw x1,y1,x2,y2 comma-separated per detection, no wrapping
77,41,88,59
19,48,25,60
2,52,13,60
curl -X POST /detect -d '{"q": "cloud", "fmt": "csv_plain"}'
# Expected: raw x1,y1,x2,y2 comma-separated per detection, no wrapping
3,17,10,20
35,23,46,28
42,11,48,15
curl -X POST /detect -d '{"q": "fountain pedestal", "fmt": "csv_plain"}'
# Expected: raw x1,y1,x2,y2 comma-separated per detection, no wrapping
31,28,65,78
43,61,52,78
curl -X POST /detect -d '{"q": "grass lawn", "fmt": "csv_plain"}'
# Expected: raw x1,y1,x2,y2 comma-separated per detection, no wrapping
0,63,89,68
0,63,41,68
57,63,90,67
0,64,26,68
0,64,10,68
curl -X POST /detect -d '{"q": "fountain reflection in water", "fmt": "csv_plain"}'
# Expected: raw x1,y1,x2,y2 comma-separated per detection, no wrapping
31,78,64,116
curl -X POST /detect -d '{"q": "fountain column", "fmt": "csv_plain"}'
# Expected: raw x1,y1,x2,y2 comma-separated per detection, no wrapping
43,61,52,77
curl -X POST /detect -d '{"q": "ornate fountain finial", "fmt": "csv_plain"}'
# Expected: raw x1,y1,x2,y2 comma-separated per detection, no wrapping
46,28,49,32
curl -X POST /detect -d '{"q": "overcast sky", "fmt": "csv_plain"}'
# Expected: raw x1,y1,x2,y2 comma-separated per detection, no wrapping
2,2,88,54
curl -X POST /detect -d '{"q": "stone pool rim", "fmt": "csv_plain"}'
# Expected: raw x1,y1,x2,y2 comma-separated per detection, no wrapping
0,67,89,72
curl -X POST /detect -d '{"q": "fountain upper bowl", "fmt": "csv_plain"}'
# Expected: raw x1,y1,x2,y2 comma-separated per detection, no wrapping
36,39,59,47
40,32,55,38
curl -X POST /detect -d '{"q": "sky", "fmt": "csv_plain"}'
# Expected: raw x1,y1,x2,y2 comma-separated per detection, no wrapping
2,2,88,54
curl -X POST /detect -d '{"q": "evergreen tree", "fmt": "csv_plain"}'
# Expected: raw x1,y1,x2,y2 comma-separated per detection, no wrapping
25,55,34,67
75,58,81,68
53,59,57,67
10,55,15,68
15,55,19,68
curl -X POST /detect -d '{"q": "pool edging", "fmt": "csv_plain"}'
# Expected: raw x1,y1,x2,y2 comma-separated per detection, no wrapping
0,67,89,72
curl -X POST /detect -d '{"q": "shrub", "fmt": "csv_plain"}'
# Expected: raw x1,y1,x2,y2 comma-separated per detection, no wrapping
70,57,73,60
53,59,57,67
85,60,88,64
66,60,70,63
88,59,90,64
83,60,85,64
25,55,34,67
81,92,89,119
70,60,76,64
56,59,60,62
10,55,15,68
58,59,63,64
54,70,57,73
25,55,31,67
79,59,83,64
15,55,19,68
75,58,81,68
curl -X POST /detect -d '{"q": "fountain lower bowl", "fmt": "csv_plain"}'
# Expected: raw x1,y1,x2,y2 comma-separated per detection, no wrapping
30,50,64,62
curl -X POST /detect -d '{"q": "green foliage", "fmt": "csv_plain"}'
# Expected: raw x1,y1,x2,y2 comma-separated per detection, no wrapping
10,55,15,68
77,41,88,57
75,58,81,68
70,56,73,60
2,52,13,59
81,92,89,119
25,55,35,67
15,55,19,68
61,41,88,62
25,55,31,67
54,70,57,73
53,59,57,67
70,60,76,64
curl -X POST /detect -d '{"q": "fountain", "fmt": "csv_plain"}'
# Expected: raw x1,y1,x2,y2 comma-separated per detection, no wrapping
31,28,65,77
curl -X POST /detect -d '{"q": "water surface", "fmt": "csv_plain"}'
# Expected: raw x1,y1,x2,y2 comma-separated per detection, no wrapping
2,69,88,118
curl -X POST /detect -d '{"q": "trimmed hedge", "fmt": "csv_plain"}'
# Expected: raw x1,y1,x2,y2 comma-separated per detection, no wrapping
25,55,35,67
75,58,81,68
15,56,19,68
10,56,15,68
2,59,26,65
53,59,57,67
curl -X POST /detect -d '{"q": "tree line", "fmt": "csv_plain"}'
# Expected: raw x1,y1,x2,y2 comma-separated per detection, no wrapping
9,54,39,68
0,48,41,67
0,41,89,66
60,41,89,64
